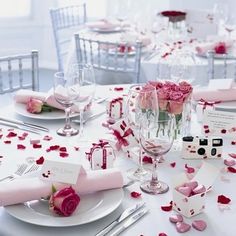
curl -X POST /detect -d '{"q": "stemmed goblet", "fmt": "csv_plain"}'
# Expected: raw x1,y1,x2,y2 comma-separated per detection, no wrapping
71,63,96,139
125,84,158,180
139,112,176,194
53,71,79,136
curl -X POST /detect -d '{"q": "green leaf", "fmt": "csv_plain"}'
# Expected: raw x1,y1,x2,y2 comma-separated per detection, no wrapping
51,184,57,194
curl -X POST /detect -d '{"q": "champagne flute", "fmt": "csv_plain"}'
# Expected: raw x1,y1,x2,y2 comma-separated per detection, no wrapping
71,63,96,138
125,84,158,180
53,72,79,136
139,112,175,194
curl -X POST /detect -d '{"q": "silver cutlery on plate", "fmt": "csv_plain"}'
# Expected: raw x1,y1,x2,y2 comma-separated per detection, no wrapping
72,111,106,125
95,202,146,236
109,207,149,236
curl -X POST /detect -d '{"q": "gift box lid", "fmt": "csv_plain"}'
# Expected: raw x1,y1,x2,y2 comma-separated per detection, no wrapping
173,162,219,190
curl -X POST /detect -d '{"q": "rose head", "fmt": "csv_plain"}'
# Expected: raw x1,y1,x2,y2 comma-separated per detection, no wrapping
214,42,227,54
49,186,80,217
26,98,43,114
138,84,157,110
179,81,193,95
168,91,184,114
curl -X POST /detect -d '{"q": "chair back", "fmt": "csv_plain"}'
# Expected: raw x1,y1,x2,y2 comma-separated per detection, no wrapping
74,33,142,83
207,50,236,81
0,50,39,94
50,4,87,71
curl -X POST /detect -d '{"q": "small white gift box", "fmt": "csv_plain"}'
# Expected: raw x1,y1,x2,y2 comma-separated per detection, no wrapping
196,99,220,122
86,140,115,170
172,162,219,218
111,118,138,151
106,97,124,121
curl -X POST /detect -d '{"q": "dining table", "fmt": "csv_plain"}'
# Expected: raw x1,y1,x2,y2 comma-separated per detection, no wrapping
65,21,236,86
0,84,235,236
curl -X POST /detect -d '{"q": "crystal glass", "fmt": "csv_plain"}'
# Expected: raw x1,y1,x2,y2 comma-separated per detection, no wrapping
139,113,176,194
71,63,96,138
53,72,79,136
125,84,158,180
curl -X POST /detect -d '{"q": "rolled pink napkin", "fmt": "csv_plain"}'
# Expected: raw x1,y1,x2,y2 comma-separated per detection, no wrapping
195,39,234,55
193,86,236,102
86,19,120,30
0,168,123,206
14,89,80,113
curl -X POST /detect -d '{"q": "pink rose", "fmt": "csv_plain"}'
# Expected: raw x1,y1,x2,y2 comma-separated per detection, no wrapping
168,91,184,114
157,88,170,110
26,98,43,114
138,84,157,109
214,42,227,54
148,81,163,89
49,186,80,217
178,81,192,95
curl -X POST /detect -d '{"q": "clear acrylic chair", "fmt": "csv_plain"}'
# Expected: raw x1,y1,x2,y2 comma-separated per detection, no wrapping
207,50,236,81
0,50,39,94
74,33,142,84
50,4,87,71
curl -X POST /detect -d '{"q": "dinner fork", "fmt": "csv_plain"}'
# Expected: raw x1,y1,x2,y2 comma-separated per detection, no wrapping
24,164,40,175
0,163,28,182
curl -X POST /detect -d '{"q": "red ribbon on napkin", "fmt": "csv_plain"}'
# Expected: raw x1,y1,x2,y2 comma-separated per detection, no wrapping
113,128,134,151
198,98,221,110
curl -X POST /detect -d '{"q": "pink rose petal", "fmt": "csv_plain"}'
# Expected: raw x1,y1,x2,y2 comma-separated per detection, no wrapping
229,153,236,159
185,164,195,173
36,156,44,165
33,143,42,149
4,140,11,144
217,195,231,204
169,214,183,223
59,152,69,158
177,186,192,197
170,162,176,168
130,191,142,198
176,222,191,233
192,220,207,231
17,144,26,150
228,166,236,173
224,158,236,167
6,131,17,138
43,135,52,141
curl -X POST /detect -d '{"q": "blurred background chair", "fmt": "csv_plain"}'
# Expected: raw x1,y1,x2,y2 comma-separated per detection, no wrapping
50,4,87,71
0,50,39,94
207,50,236,81
74,33,142,84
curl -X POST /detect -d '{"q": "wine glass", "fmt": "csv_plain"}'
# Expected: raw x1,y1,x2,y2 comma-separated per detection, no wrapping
125,84,158,180
71,63,96,138
139,112,176,194
53,72,79,136
224,14,236,38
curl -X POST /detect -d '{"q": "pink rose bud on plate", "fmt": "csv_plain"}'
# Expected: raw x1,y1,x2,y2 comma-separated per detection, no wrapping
26,98,43,114
169,214,183,223
176,222,191,233
184,181,198,190
177,186,192,197
192,184,206,195
49,186,80,217
192,220,207,231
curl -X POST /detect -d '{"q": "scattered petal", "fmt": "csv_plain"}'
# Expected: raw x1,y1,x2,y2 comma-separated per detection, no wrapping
74,146,80,151
7,131,17,138
224,158,236,167
18,136,25,141
36,156,44,165
4,140,11,144
229,153,236,159
30,139,41,144
49,145,60,151
142,156,153,164
33,143,42,149
43,135,52,141
22,132,28,137
217,195,231,204
130,191,142,198
227,166,236,173
170,162,176,168
60,152,69,158
161,204,173,212
114,87,124,91
159,233,168,236
185,164,195,173
17,144,26,150
59,147,67,152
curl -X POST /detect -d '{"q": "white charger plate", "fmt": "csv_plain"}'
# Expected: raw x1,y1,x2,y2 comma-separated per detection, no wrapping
5,188,123,227
89,26,122,33
14,103,80,120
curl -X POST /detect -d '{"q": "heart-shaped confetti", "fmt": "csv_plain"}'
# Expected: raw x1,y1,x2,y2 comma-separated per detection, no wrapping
192,220,207,231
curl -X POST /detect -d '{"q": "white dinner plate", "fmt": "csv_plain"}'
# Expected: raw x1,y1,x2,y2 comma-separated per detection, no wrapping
5,188,123,227
89,26,122,33
14,103,80,120
108,47,136,56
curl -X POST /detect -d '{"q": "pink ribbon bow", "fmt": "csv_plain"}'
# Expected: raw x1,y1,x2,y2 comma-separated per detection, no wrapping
198,98,221,110
113,128,134,151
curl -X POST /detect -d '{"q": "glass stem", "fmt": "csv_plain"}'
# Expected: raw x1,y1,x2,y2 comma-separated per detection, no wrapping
64,107,72,130
79,108,84,137
138,143,144,170
150,156,160,187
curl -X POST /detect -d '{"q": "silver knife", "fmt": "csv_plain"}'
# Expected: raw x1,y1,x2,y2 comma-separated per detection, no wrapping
0,121,40,134
109,208,149,236
95,202,145,236
0,117,49,132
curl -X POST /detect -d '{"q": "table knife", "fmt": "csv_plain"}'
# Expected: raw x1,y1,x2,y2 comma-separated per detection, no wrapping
109,207,149,236
0,117,49,132
95,202,145,236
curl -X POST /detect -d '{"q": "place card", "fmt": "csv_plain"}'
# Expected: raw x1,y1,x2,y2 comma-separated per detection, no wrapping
202,110,236,137
40,159,82,185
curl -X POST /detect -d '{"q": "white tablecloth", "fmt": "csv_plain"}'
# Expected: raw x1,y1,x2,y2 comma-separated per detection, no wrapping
0,85,235,236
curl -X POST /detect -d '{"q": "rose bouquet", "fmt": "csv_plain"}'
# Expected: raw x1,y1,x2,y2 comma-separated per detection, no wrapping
148,80,193,139
160,11,186,23
26,98,57,114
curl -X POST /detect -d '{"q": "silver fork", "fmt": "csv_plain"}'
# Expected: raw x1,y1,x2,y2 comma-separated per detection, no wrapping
24,164,40,174
0,163,28,182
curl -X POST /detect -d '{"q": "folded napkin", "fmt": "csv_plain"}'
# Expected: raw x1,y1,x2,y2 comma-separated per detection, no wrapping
14,89,80,113
195,39,234,55
120,32,151,46
193,86,236,102
86,19,120,30
0,168,123,206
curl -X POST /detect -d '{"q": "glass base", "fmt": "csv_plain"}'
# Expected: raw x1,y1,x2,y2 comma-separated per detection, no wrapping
57,127,79,137
127,167,150,181
140,180,169,194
